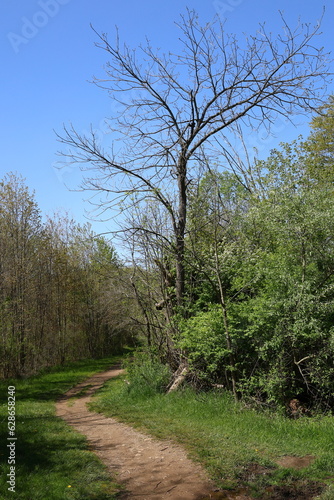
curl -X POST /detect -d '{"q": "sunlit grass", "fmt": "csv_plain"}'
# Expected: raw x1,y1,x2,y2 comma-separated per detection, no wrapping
92,376,334,498
0,357,122,500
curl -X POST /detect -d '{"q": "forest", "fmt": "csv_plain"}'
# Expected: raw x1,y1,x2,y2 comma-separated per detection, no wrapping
2,11,334,415
0,175,136,378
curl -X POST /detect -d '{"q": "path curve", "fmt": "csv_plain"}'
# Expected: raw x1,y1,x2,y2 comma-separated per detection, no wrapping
56,366,215,499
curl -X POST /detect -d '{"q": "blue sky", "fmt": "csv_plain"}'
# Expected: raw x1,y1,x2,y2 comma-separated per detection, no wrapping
1,0,333,245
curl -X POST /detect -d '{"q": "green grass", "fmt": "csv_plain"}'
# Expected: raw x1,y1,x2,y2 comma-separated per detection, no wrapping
0,357,122,500
91,376,334,499
2,355,333,499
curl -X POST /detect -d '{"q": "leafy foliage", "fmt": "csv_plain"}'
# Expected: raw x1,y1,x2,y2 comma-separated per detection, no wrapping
304,94,334,181
176,113,334,410
124,352,171,397
178,305,230,378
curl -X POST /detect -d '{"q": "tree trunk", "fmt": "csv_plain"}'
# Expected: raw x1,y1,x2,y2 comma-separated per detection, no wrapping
214,238,239,402
167,362,188,393
175,157,187,309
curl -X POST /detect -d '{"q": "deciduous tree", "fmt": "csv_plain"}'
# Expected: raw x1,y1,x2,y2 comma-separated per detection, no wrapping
57,9,330,318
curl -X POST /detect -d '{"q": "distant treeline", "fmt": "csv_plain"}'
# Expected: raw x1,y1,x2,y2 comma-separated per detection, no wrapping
0,173,136,378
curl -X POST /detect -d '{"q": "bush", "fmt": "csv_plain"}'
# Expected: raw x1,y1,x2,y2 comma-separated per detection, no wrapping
124,352,171,397
178,305,230,380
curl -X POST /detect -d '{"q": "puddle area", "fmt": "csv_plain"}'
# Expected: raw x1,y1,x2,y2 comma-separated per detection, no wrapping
201,489,251,499
200,477,324,500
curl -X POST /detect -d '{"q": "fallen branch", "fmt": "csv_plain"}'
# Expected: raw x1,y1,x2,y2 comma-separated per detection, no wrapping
167,364,188,393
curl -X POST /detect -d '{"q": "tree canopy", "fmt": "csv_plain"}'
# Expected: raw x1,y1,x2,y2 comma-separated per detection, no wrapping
57,9,330,314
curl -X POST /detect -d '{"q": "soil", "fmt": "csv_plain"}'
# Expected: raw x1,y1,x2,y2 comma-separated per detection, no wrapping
56,366,219,500
262,481,324,500
275,455,315,470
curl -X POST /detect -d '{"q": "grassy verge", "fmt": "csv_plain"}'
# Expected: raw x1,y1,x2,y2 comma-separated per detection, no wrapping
91,373,334,499
0,357,122,500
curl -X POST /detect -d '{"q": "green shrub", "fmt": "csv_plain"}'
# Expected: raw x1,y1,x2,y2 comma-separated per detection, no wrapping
178,305,230,380
124,352,171,397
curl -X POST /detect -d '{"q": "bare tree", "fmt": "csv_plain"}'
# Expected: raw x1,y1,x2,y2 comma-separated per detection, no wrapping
57,9,330,312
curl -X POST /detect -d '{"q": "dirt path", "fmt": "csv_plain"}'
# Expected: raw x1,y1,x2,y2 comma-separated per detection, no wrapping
56,366,217,499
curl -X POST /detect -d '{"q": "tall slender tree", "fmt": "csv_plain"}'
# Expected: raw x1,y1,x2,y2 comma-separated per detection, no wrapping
57,10,330,321
0,173,42,375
